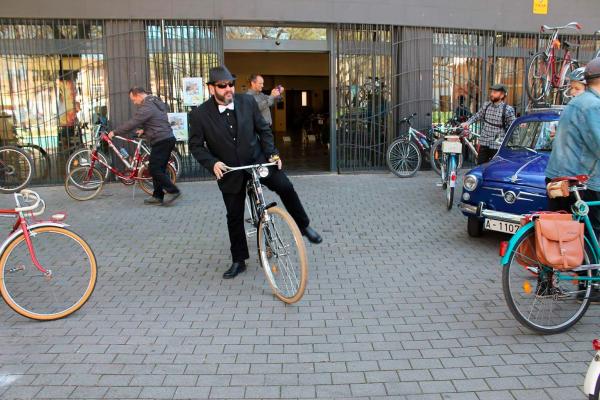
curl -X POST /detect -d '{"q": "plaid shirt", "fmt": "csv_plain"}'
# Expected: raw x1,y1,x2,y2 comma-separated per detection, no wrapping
466,101,516,149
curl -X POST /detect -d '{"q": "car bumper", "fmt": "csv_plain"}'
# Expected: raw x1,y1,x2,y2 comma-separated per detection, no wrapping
459,202,522,224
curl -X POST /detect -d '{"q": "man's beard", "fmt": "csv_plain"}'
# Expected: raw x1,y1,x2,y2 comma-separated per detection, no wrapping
214,91,233,105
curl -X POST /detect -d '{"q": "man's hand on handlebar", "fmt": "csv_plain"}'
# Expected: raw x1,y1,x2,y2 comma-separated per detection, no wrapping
213,161,228,180
460,122,469,129
108,131,115,139
269,155,282,170
136,129,144,137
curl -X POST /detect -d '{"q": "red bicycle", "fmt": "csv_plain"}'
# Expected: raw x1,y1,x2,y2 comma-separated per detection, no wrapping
0,189,97,320
526,21,581,104
64,133,177,201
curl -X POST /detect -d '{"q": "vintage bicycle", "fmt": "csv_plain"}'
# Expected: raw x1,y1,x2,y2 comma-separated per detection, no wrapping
434,128,465,210
430,127,480,175
0,189,97,320
64,132,177,201
500,175,600,334
67,124,182,180
223,162,308,304
526,21,581,104
386,113,435,178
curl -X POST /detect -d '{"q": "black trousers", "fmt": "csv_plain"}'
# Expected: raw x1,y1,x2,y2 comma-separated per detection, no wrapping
476,145,498,165
222,168,310,262
149,137,179,199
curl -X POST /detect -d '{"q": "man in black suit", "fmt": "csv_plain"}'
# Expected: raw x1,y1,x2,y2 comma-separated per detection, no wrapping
188,66,322,279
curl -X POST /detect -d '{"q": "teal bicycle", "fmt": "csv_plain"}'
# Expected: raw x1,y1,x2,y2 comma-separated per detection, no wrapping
501,175,600,334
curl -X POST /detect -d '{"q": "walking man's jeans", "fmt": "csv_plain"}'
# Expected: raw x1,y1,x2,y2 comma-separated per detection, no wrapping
149,137,179,199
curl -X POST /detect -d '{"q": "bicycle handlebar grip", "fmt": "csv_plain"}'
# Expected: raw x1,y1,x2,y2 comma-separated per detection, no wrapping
15,189,41,213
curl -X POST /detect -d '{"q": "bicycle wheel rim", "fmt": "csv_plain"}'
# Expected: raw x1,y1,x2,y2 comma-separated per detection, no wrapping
430,139,443,176
258,207,308,304
68,149,109,180
387,140,421,177
446,156,456,210
0,226,97,320
20,145,49,182
138,164,177,196
65,166,103,201
502,229,593,333
0,147,33,193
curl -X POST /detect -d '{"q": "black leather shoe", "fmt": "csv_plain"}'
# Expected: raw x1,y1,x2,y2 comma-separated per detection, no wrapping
163,191,181,206
143,196,163,205
302,226,322,244
222,262,246,279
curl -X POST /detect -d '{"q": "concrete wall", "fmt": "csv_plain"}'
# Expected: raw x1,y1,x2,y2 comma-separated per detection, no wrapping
3,0,600,34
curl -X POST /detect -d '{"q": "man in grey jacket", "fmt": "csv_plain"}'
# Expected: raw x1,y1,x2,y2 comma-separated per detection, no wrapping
109,87,181,205
246,74,283,126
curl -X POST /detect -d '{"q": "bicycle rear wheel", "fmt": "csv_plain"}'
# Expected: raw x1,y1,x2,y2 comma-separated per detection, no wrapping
65,166,104,201
257,206,308,304
0,226,97,320
0,146,33,193
137,164,177,196
386,138,421,178
20,144,50,182
502,227,594,334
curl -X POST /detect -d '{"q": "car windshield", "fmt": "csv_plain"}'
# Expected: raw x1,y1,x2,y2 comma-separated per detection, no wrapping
506,120,557,152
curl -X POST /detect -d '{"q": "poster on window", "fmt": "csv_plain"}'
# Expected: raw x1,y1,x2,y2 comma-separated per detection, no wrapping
168,112,188,141
182,77,204,106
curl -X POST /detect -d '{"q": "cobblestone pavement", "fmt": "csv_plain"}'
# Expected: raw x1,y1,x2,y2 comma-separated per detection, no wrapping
0,172,597,400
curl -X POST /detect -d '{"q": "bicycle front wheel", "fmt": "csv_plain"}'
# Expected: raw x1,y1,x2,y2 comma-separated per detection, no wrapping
67,148,110,180
502,228,594,334
0,226,97,320
526,52,550,103
258,206,308,304
386,138,422,178
445,155,457,210
0,146,33,193
65,166,104,201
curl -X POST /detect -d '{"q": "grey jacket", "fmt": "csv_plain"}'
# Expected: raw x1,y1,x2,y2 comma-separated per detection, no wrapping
246,89,275,125
114,95,174,145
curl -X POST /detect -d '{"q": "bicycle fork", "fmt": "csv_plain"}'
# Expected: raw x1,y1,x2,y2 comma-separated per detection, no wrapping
13,219,51,278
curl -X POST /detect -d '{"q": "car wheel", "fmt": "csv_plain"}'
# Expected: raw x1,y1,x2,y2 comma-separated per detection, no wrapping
467,216,484,237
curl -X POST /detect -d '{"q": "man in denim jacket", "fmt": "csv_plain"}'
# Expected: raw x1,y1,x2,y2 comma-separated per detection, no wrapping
546,57,600,233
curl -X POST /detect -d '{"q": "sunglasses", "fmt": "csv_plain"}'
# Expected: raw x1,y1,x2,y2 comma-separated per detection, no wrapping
215,82,235,89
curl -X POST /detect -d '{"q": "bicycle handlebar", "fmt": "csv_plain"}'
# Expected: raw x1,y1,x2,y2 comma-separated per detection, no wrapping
223,162,278,173
14,189,45,216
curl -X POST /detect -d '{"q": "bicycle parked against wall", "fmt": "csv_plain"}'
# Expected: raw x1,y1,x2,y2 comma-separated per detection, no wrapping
501,175,600,334
66,124,182,181
386,113,434,178
223,162,308,304
64,133,177,201
526,22,581,105
0,189,97,320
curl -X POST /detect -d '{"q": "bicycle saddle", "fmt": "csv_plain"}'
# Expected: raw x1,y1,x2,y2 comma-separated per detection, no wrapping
550,175,589,184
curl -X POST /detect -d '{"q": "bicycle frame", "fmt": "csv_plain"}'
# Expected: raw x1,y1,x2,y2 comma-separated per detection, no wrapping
89,134,147,181
0,191,66,278
540,24,580,89
501,192,600,284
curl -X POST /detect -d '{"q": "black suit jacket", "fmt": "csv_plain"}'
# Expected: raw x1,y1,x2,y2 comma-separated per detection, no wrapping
188,94,279,194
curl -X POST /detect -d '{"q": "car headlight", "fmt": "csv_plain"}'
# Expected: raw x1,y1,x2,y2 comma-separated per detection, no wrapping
463,174,479,191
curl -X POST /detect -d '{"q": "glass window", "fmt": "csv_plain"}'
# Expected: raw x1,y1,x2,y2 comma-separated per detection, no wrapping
507,120,557,152
226,26,326,41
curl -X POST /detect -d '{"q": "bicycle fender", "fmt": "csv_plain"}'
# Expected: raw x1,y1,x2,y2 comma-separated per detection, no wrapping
501,221,534,266
0,222,70,257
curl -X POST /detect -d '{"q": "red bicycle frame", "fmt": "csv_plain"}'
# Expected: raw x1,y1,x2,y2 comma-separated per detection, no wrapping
87,134,148,182
540,22,581,89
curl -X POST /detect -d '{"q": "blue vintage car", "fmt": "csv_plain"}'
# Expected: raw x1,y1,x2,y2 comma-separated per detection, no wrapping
459,107,562,236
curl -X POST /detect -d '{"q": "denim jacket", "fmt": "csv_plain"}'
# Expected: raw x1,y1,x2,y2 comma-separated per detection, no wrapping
546,88,600,191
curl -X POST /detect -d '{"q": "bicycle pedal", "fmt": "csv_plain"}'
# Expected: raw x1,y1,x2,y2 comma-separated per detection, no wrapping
246,228,257,238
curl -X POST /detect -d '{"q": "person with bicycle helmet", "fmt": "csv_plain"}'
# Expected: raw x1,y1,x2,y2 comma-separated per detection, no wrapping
568,67,587,97
546,57,600,234
461,84,516,164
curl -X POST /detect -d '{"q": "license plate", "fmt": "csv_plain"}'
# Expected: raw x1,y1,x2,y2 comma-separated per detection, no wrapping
484,218,520,234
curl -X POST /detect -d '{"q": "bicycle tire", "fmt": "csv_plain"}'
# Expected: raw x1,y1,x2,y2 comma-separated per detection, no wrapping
65,166,104,201
502,227,595,334
137,163,177,196
446,155,456,210
258,206,308,304
67,148,111,180
0,225,97,320
526,52,551,103
386,138,422,178
0,145,33,193
170,150,182,179
20,144,50,182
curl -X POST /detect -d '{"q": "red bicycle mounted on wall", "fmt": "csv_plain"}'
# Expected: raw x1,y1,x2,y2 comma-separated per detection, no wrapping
526,22,581,105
